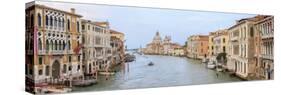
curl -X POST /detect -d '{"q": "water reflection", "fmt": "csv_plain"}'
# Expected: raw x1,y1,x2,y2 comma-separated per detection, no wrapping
73,54,241,92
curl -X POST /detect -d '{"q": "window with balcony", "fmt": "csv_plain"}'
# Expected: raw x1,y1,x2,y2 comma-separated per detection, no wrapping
50,16,53,26
45,15,48,26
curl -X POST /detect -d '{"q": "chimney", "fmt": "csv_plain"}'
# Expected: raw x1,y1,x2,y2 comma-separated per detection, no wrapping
70,8,75,14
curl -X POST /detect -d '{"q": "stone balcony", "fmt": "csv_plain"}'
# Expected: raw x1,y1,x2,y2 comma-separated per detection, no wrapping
261,33,274,39
230,36,239,42
261,54,273,60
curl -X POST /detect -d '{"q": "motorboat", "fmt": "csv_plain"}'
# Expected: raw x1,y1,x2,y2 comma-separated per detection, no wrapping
72,79,97,87
98,71,115,75
148,61,154,66
207,61,216,69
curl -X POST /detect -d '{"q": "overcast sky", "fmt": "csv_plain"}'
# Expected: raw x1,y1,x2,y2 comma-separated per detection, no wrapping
37,1,255,49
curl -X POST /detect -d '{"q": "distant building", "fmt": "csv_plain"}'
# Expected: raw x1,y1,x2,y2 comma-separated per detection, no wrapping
110,29,125,65
186,35,209,59
212,30,229,69
143,31,183,56
81,20,112,73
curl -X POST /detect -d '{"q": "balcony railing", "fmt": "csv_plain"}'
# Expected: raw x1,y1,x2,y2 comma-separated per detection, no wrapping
230,36,238,41
261,33,274,39
261,54,273,60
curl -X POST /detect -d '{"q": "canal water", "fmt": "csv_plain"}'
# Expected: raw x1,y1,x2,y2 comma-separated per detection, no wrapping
73,54,242,92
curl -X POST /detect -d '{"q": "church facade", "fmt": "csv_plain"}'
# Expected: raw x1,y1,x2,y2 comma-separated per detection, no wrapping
143,31,183,56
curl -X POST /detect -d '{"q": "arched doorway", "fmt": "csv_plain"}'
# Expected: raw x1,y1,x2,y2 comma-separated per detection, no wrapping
52,60,60,79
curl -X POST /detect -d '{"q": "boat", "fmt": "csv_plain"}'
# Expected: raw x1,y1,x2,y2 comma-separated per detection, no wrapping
148,61,154,66
207,61,216,69
98,71,115,75
72,79,97,87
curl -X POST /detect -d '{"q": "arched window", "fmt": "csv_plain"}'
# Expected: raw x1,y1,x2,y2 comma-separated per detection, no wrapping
50,40,53,50
63,41,66,50
62,18,64,30
30,14,34,27
46,40,49,51
68,40,71,50
45,15,48,26
77,21,80,32
58,18,61,28
54,40,57,50
37,13,41,27
50,16,53,26
38,38,42,50
58,41,61,50
67,19,70,31
54,17,57,28
45,65,50,76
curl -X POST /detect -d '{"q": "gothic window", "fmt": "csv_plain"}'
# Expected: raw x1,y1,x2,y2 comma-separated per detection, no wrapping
38,38,42,50
68,40,71,50
62,18,65,29
67,19,70,31
45,15,48,26
58,41,61,50
77,21,80,32
37,13,41,27
50,40,53,50
58,18,61,28
50,16,53,26
54,17,57,27
54,40,57,50
63,41,66,50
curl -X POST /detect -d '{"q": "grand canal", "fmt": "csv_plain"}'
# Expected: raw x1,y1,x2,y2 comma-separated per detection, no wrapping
73,53,242,92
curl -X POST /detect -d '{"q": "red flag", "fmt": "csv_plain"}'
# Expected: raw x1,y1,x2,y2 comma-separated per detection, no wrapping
74,44,82,54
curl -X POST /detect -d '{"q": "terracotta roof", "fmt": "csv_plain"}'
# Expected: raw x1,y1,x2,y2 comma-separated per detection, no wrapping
110,29,124,35
228,15,269,30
